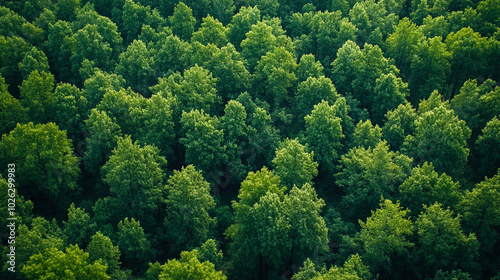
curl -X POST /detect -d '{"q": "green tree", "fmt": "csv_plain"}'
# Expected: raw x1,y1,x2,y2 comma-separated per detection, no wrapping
158,250,226,280
336,141,412,220
240,22,277,71
169,2,196,41
355,200,414,277
385,18,424,81
56,0,80,21
164,165,216,254
221,100,249,181
121,0,165,44
0,75,27,136
409,36,452,104
66,24,115,83
296,54,324,83
304,100,344,173
0,174,33,230
0,35,31,95
83,109,122,176
194,239,223,270
228,184,327,279
45,20,73,81
155,34,189,75
459,170,500,254
309,11,357,65
22,245,109,280
14,217,66,271
371,73,408,124
154,65,220,115
382,103,418,151
349,0,397,46
82,70,125,111
102,136,167,228
233,167,285,211
0,122,79,199
450,79,498,140
247,107,281,170
429,270,474,280
475,117,500,179
18,46,50,80
415,203,479,277
115,39,156,96
180,109,227,176
186,43,251,103
402,105,471,179
117,218,152,270
351,119,382,149
399,162,463,215
293,254,371,280
63,203,97,248
445,27,489,95
227,6,261,50
95,88,143,136
52,82,87,143
192,15,228,47
295,76,339,128
420,15,450,38
253,46,297,109
19,70,54,124
87,231,121,275
284,183,329,265
130,94,176,159
272,138,318,188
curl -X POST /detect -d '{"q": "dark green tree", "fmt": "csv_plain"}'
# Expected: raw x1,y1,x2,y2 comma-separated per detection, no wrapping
0,75,27,136
19,70,54,124
0,122,80,199
402,105,471,179
415,203,480,277
295,76,339,128
169,2,196,41
83,109,122,176
409,36,452,105
164,165,216,254
445,27,489,95
63,203,97,248
304,100,344,173
180,109,227,176
354,200,414,278
117,218,152,270
475,117,500,179
115,39,156,96
336,141,412,220
52,82,87,143
382,103,417,151
385,18,424,80
399,162,463,215
87,231,121,275
459,170,500,256
101,136,167,228
227,6,261,50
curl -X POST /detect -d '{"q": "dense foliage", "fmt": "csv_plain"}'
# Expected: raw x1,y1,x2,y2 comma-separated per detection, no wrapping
0,0,499,279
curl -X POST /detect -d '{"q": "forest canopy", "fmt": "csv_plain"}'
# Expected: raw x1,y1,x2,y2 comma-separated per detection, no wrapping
0,0,499,279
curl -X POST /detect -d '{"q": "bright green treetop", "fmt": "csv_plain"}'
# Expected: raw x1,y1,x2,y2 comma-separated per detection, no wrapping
22,245,110,280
